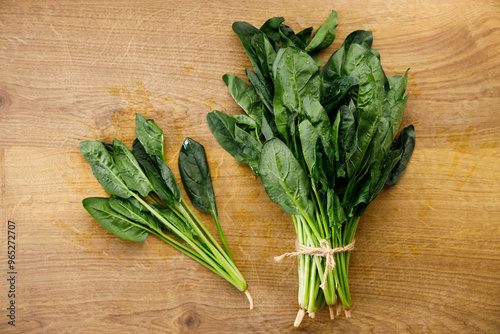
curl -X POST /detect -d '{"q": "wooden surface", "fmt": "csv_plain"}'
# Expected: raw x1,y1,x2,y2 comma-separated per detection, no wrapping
1,1,499,333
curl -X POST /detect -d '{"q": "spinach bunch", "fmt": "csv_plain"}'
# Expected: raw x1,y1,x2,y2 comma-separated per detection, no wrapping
80,114,253,309
208,11,415,324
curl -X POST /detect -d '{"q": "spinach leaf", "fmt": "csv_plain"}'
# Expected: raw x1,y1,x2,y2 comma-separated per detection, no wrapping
79,141,131,198
178,138,217,215
260,17,285,45
322,76,360,113
230,114,259,130
207,111,262,174
109,195,160,231
343,46,385,178
131,139,177,205
279,24,306,49
305,10,338,53
338,104,357,155
82,197,148,242
302,96,331,142
343,30,373,52
296,27,313,46
371,147,403,198
251,33,278,80
327,189,346,227
245,67,274,112
156,157,183,202
272,47,321,114
102,141,114,154
113,139,155,197
386,124,416,186
223,74,264,127
321,30,373,82
298,119,320,176
135,113,165,161
258,138,314,216
232,21,272,92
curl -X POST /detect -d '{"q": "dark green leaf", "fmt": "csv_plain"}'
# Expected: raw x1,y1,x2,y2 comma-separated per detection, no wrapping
109,196,160,231
79,140,131,198
102,141,114,154
279,24,306,49
322,76,360,113
296,27,313,46
260,17,285,45
135,113,165,161
343,30,373,52
386,124,416,186
207,111,262,174
245,67,274,112
320,30,373,81
261,112,276,141
299,119,319,175
251,33,277,79
230,114,259,129
82,197,148,242
331,110,345,177
370,147,403,199
223,74,264,127
113,139,154,197
305,10,338,53
178,138,217,215
258,138,314,216
272,47,321,114
327,189,346,227
232,22,271,91
156,157,182,202
338,105,356,155
302,96,331,141
131,139,176,205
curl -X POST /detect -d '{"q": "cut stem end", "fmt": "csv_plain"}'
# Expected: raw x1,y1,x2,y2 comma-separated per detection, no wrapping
336,303,342,316
328,305,335,320
345,309,351,318
244,289,254,310
294,308,306,327
308,312,316,319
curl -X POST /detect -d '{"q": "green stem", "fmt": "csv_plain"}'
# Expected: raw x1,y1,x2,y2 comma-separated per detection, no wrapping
211,211,233,261
181,197,233,261
311,182,328,239
132,192,246,291
176,200,245,287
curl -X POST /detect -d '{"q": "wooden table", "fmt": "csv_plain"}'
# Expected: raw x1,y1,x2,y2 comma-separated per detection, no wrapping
1,1,499,333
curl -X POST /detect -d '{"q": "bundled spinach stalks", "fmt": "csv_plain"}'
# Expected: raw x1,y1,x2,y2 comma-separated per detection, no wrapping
80,114,253,309
207,11,415,325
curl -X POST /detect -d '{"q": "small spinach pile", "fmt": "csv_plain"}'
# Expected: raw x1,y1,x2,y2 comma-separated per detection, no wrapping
80,114,253,309
208,11,415,324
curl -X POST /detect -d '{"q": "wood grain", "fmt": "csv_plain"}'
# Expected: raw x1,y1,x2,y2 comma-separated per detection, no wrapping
1,0,499,333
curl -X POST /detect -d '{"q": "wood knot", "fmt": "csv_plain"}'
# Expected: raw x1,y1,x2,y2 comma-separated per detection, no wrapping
0,91,11,109
177,310,201,330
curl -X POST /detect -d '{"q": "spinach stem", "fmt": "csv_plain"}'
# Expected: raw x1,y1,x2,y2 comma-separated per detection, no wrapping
176,201,246,288
211,211,234,261
132,192,246,291
181,197,234,261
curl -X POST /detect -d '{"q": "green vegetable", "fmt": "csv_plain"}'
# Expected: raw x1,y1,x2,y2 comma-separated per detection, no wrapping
208,11,415,325
178,137,233,260
80,114,253,309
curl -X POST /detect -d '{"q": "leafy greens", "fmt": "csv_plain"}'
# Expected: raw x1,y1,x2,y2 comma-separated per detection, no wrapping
207,10,415,325
80,114,253,309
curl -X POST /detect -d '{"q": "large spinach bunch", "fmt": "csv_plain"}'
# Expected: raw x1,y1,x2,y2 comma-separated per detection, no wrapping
80,114,253,309
208,11,415,325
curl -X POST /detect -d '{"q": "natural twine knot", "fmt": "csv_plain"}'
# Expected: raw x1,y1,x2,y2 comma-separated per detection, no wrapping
274,239,355,289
